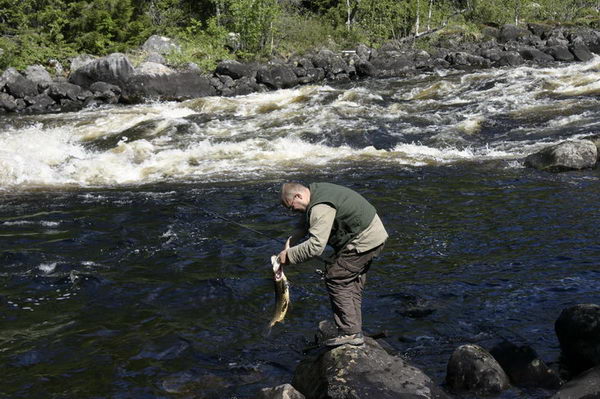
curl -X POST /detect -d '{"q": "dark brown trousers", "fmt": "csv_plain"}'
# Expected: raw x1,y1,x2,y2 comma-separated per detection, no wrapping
324,243,384,335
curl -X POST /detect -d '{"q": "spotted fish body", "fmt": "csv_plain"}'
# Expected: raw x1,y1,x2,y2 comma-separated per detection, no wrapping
267,255,290,331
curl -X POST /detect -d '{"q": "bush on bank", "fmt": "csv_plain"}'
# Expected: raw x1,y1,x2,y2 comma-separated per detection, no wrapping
2,0,600,73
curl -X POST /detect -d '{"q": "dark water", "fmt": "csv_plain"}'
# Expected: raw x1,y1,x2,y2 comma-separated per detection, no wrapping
2,163,599,398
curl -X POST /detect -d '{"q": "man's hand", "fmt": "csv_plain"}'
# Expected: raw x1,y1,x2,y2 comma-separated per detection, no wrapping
278,236,292,265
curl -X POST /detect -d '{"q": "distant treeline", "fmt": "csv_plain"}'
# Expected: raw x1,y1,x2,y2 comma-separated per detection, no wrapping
1,0,599,71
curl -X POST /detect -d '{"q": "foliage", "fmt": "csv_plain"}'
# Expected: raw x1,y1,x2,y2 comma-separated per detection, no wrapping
2,0,600,71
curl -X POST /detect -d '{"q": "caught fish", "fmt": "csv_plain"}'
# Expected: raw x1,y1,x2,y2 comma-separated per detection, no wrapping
266,255,290,333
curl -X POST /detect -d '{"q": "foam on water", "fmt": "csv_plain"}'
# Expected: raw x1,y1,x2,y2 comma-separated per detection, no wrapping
3,58,600,190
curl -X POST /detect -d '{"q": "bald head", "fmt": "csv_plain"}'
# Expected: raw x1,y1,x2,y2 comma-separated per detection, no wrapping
281,182,310,212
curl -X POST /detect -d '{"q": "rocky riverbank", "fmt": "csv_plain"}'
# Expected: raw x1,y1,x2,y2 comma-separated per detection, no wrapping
256,304,600,399
2,23,600,115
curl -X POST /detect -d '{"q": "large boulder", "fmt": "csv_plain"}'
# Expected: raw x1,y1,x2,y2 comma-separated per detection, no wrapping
544,45,575,62
550,366,600,399
0,93,18,112
6,74,39,98
446,344,510,395
69,53,134,88
569,43,594,62
123,72,217,102
310,50,351,78
24,65,53,90
256,64,298,90
292,336,450,399
489,341,562,389
519,46,556,63
499,24,531,43
555,304,600,375
47,82,83,102
524,140,598,172
134,62,175,76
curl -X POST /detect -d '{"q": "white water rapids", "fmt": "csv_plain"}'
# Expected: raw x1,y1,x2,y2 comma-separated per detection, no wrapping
2,56,600,190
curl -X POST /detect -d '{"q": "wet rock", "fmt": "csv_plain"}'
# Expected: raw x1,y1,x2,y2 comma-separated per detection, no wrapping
583,134,600,160
24,65,53,90
446,344,510,395
69,53,135,88
255,383,305,399
232,76,264,95
555,304,600,375
123,72,216,102
489,341,562,389
370,53,414,77
293,334,449,399
257,64,298,90
6,74,39,98
142,35,180,54
446,52,492,69
215,60,257,80
545,45,575,62
355,60,377,77
298,68,324,84
550,366,600,399
90,81,122,97
524,140,598,172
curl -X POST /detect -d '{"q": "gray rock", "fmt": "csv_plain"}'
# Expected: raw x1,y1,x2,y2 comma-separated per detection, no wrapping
215,60,257,80
6,75,39,98
524,140,597,172
550,366,600,399
555,304,600,375
142,35,180,54
311,50,350,76
47,82,83,101
497,51,524,66
0,93,18,112
255,383,305,399
24,65,53,89
545,45,575,62
135,61,175,76
70,54,96,73
519,46,555,63
123,72,217,102
570,44,594,62
24,93,55,113
293,336,449,399
145,52,166,64
583,134,600,159
489,341,563,389
257,64,298,90
69,53,134,88
528,23,554,39
0,67,22,91
89,81,121,96
356,44,372,61
446,344,510,395
499,24,530,43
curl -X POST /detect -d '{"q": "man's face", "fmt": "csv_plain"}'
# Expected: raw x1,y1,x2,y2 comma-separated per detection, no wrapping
283,193,307,213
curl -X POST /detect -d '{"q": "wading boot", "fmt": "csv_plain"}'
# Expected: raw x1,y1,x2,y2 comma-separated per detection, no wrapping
323,332,364,347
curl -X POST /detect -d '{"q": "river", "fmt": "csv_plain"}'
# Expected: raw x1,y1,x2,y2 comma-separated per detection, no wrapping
1,57,600,398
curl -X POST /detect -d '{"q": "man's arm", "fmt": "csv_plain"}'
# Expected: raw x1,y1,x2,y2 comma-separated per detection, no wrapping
286,204,335,264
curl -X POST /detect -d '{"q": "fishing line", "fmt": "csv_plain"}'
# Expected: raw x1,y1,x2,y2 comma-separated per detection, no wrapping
176,201,328,266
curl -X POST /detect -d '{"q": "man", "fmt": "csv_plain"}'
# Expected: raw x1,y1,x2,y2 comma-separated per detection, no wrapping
278,182,388,347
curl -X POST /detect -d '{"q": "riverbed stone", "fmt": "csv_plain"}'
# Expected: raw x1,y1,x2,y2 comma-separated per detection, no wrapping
69,53,134,88
569,44,594,61
524,140,598,172
555,304,600,375
255,383,305,399
293,336,450,399
24,93,56,113
446,344,510,395
550,366,600,399
489,341,562,389
519,46,556,63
